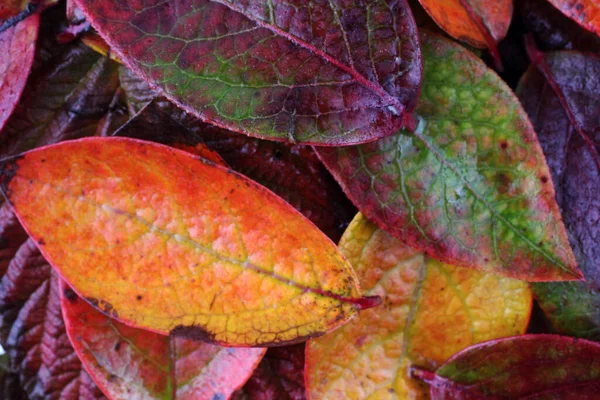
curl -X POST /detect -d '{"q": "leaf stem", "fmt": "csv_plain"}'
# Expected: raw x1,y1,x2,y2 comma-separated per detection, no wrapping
410,366,436,384
458,0,504,72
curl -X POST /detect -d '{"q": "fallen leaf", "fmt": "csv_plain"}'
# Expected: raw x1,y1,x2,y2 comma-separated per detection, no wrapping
233,344,306,400
518,48,600,340
546,0,600,36
0,37,122,159
316,31,580,281
115,100,356,242
60,280,265,400
417,0,511,64
305,213,532,399
413,334,600,398
0,234,105,399
517,0,600,52
0,14,38,132
0,137,379,346
74,0,422,145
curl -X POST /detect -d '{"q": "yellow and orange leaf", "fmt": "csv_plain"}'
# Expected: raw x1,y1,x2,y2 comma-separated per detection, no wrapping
418,0,512,50
0,137,379,347
60,280,265,400
305,213,532,399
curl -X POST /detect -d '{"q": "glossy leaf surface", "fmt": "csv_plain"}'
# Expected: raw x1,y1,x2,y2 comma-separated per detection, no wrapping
0,14,38,132
418,0,512,49
74,0,422,145
547,0,600,36
305,213,531,399
116,100,356,241
317,31,580,281
417,335,600,399
0,137,376,346
0,230,104,399
60,281,265,400
518,50,600,340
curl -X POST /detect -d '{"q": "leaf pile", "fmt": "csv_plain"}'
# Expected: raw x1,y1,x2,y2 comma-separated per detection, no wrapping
0,1,599,399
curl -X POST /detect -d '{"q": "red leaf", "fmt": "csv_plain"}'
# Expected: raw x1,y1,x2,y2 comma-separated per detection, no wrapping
74,0,422,145
0,14,39,132
413,335,600,399
60,280,265,400
0,232,105,399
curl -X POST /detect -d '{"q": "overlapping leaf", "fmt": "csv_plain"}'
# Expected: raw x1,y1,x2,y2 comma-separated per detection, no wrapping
0,14,38,132
0,227,105,399
518,49,600,340
414,335,600,398
316,31,580,281
0,137,379,346
0,0,29,20
233,344,306,400
418,0,512,54
0,33,123,159
60,281,265,400
116,100,356,242
547,0,600,36
74,0,422,145
305,213,531,399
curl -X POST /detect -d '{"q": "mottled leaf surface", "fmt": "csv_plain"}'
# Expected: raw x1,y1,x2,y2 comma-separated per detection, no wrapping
518,51,600,340
0,14,38,132
317,31,579,281
60,281,265,400
116,100,356,242
547,0,600,36
233,344,306,400
0,137,377,346
418,0,512,49
74,0,422,145
305,213,531,399
416,335,600,399
0,233,104,399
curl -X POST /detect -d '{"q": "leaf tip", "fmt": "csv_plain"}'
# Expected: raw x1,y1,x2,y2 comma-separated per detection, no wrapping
410,366,436,384
353,295,383,311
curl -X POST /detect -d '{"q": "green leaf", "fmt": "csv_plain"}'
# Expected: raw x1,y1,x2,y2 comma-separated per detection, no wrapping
316,31,580,281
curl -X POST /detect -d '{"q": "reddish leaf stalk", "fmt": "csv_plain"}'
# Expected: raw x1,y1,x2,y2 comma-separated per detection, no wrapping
525,34,600,172
410,367,436,384
458,0,504,72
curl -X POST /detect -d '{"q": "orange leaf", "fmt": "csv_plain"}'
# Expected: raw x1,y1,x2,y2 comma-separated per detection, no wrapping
0,137,378,346
418,0,512,51
305,213,532,399
60,280,265,400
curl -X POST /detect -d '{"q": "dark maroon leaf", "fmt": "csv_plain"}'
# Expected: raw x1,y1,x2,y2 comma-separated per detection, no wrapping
0,236,105,399
516,0,600,52
116,100,356,241
0,35,122,158
75,0,422,145
234,345,306,400
518,47,600,340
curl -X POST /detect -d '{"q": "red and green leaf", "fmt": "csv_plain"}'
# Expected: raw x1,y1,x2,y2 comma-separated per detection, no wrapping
60,280,265,400
74,0,422,145
518,47,600,340
0,137,379,346
306,213,532,399
316,31,580,281
546,0,600,36
0,14,38,132
414,335,600,398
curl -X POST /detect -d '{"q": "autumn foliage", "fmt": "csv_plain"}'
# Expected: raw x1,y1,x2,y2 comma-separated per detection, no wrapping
0,0,599,399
